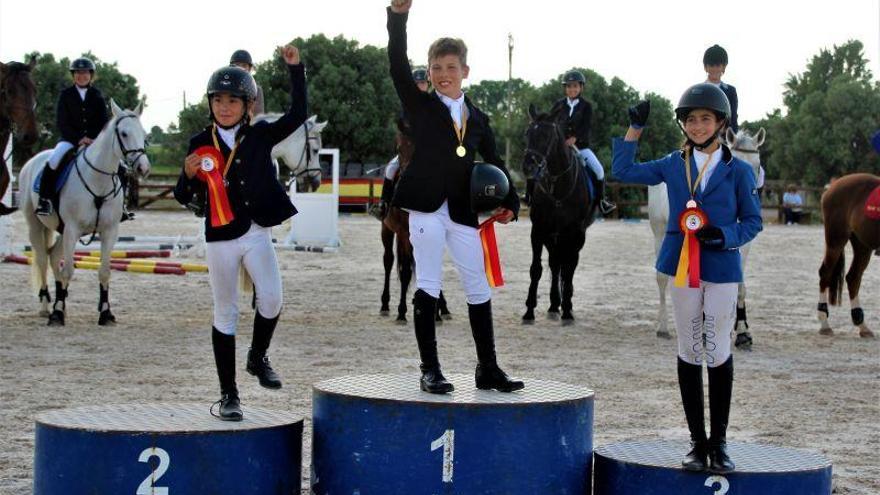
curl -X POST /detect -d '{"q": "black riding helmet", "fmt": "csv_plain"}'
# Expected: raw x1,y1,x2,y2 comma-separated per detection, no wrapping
471,163,510,213
69,57,96,73
562,70,585,85
206,66,257,128
412,68,428,82
675,83,731,149
703,44,729,66
229,49,254,67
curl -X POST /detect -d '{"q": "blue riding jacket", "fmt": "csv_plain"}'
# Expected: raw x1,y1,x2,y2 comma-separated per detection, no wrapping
612,138,762,283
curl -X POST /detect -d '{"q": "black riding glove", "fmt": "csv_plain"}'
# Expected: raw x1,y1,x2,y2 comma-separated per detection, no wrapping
628,100,651,129
696,225,725,249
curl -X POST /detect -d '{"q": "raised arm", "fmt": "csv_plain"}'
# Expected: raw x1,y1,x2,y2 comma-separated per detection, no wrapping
264,45,308,145
387,1,423,115
611,100,667,185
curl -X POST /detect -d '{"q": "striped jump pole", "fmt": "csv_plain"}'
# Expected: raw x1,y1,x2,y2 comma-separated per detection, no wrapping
4,255,185,275
22,252,209,272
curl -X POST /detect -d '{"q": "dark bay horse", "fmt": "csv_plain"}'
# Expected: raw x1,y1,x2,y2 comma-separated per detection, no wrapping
817,173,880,337
522,104,597,325
0,57,39,215
379,120,450,323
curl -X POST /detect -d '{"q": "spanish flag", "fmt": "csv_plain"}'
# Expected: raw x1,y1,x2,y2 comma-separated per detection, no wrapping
479,216,504,288
193,146,235,228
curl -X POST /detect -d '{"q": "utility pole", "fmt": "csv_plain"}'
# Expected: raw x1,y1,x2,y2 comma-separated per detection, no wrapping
183,91,187,110
505,33,513,163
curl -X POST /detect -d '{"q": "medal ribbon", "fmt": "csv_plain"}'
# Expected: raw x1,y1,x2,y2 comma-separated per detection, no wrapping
479,214,504,288
193,132,237,228
452,103,468,156
674,146,713,288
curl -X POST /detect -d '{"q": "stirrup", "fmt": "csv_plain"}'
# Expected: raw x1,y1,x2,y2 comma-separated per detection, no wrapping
599,199,617,214
35,199,54,216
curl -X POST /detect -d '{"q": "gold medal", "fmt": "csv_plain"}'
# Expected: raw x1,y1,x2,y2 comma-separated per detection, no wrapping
456,145,466,157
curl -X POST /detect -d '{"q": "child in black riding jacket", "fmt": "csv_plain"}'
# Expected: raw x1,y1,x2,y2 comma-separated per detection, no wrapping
174,45,306,421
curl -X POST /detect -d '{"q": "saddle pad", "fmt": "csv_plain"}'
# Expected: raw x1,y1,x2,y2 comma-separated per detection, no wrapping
33,159,76,194
865,185,880,220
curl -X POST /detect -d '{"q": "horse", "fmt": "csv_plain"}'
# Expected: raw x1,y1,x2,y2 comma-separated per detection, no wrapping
252,113,326,192
521,104,596,325
817,173,879,338
647,128,764,345
379,119,450,324
0,57,39,215
18,99,151,326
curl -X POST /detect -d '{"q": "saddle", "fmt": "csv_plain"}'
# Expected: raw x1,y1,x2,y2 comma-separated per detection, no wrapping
865,185,880,220
33,149,78,217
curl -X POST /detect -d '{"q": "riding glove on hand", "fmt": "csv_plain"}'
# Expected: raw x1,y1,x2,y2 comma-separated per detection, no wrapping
696,225,725,249
628,100,651,128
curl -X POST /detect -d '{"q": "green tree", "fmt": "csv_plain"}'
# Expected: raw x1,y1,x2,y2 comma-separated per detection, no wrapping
255,34,398,164
765,40,880,186
14,51,142,167
467,78,537,174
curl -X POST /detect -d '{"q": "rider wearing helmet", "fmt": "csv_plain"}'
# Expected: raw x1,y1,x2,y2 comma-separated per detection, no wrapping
613,84,762,476
703,45,738,133
229,49,266,116
545,69,616,214
174,45,308,422
36,57,110,217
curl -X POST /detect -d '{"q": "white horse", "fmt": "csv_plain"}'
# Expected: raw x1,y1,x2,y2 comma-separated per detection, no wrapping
18,99,151,325
253,113,327,192
647,128,765,347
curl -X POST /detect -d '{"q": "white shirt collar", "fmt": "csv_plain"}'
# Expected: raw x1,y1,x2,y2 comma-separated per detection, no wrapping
566,97,579,116
216,124,240,150
76,86,88,101
693,147,723,191
437,91,466,127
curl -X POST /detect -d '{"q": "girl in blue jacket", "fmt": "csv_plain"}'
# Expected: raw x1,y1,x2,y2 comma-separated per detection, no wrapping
612,83,762,474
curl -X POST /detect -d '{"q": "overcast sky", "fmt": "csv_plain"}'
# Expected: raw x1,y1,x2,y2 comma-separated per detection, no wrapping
1,0,878,132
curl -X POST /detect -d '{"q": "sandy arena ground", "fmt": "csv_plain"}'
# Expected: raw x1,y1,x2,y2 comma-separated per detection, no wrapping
1,210,878,494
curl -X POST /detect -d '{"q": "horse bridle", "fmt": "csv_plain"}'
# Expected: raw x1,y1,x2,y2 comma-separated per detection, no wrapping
293,120,321,182
525,121,579,206
113,113,147,169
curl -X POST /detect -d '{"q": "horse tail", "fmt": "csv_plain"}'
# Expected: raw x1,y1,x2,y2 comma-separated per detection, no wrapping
828,249,845,306
239,264,254,298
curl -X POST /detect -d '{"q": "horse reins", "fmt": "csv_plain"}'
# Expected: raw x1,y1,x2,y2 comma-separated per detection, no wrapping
74,113,145,244
526,122,580,207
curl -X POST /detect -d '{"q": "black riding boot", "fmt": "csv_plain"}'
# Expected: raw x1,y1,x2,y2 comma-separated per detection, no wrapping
246,311,283,389
414,289,453,394
212,328,242,421
36,164,58,216
708,356,735,473
469,300,524,392
678,358,708,471
597,179,616,214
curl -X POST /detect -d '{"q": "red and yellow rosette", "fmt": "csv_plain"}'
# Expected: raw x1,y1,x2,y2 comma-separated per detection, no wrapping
674,203,708,288
193,146,235,228
479,215,504,288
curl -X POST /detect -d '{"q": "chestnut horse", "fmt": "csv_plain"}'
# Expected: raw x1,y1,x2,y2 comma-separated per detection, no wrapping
817,173,880,337
379,121,450,323
0,57,39,214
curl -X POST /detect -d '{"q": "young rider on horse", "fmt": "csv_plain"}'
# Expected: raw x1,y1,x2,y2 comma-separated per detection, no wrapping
613,84,762,474
547,70,616,214
174,45,306,421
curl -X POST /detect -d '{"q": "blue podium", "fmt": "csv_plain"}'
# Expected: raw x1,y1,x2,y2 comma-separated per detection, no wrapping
311,373,595,494
594,440,832,495
34,403,303,494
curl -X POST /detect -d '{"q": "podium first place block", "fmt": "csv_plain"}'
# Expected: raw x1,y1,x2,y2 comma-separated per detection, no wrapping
311,373,595,495
34,403,303,495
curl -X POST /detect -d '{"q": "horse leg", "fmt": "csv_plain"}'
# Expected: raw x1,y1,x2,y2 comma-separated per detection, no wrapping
818,236,847,335
396,236,412,324
26,221,52,317
437,291,452,320
380,225,394,315
560,245,579,325
655,272,672,338
50,227,81,326
846,236,874,338
522,230,542,324
547,245,561,319
97,227,118,326
734,242,753,349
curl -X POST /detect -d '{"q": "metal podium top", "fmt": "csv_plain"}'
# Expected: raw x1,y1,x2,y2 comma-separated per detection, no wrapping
36,403,303,433
313,373,594,405
595,440,831,473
